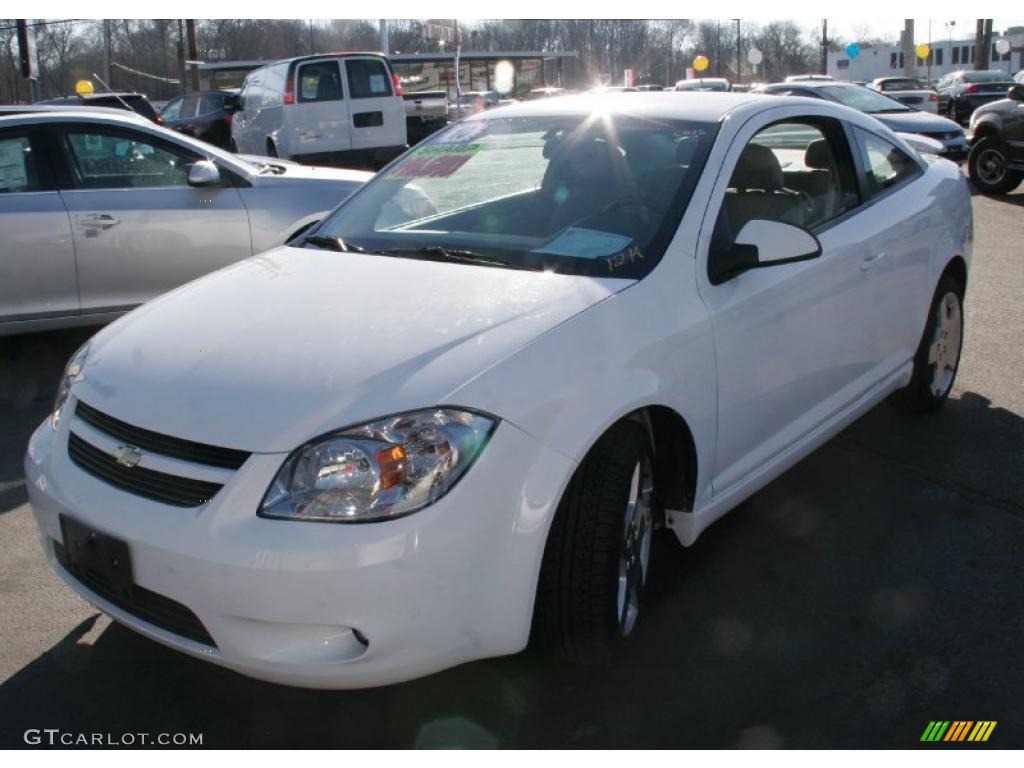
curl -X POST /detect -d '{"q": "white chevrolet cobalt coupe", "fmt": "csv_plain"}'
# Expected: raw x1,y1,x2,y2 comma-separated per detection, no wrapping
26,93,972,688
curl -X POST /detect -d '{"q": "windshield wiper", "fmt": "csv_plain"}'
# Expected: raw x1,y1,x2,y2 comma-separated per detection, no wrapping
376,246,509,267
302,235,365,252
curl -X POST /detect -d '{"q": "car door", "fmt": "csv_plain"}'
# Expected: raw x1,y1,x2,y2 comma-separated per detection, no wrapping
0,124,79,323
343,56,406,153
293,58,352,155
696,110,886,493
54,122,251,313
848,126,935,368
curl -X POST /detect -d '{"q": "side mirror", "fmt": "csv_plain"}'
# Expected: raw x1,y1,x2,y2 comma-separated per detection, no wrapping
187,160,221,187
1008,84,1024,102
709,219,822,285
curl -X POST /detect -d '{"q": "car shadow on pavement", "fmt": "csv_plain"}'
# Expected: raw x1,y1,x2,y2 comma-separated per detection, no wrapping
0,328,96,515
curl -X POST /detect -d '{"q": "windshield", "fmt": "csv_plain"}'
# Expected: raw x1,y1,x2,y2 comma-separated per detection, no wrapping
308,113,718,279
676,80,728,92
819,85,910,113
879,78,924,91
963,71,1013,83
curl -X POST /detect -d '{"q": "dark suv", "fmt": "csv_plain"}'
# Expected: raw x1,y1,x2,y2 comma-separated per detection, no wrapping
967,84,1024,194
159,91,236,149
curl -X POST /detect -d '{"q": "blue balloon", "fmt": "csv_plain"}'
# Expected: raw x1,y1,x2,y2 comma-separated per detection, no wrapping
845,42,861,59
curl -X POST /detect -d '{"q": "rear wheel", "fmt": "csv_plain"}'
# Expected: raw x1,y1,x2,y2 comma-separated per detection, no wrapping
890,274,965,413
968,135,1024,194
533,420,655,665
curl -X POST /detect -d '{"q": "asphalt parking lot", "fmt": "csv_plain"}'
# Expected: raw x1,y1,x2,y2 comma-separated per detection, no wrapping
1,182,1022,749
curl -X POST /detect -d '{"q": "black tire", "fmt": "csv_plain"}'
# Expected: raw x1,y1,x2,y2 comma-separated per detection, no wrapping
533,419,655,665
890,274,965,413
968,135,1024,195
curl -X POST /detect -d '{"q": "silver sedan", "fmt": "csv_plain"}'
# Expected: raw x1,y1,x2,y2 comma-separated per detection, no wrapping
0,109,370,335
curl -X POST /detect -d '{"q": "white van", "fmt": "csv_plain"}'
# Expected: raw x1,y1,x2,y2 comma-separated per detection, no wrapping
231,53,407,168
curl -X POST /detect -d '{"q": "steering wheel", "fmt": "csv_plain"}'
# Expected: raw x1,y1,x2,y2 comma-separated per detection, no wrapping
601,196,656,219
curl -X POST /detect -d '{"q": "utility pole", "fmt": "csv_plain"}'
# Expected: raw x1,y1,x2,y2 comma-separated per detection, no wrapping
176,20,186,95
716,19,721,76
379,19,388,53
902,19,914,77
453,19,461,104
185,19,200,91
974,19,993,70
102,20,112,86
821,19,828,75
735,19,741,84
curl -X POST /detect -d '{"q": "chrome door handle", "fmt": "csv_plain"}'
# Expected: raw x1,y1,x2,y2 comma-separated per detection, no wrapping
861,251,887,271
76,214,120,230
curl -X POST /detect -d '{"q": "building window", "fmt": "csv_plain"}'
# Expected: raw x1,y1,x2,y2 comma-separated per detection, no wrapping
899,52,905,68
953,46,960,64
890,52,898,68
936,48,943,66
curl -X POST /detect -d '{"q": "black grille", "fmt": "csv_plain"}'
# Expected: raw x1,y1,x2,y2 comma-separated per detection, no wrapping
54,540,216,647
68,432,223,508
76,401,250,470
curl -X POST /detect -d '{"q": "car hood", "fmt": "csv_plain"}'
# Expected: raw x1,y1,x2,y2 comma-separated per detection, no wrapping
871,110,962,134
76,247,628,452
237,154,373,184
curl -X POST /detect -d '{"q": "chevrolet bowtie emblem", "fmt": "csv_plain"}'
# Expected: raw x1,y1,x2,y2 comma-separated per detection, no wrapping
112,445,143,468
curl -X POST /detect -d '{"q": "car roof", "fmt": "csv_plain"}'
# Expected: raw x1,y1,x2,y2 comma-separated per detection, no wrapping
467,91,805,123
0,104,152,121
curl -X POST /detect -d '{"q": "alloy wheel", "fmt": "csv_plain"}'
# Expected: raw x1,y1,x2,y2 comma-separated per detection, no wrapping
927,292,963,398
616,455,654,637
975,147,1007,186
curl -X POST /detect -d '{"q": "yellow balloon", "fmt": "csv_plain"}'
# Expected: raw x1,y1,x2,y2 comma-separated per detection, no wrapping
915,43,930,59
693,55,710,73
75,79,94,96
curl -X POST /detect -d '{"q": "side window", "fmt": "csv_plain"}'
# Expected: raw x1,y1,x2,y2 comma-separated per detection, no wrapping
178,95,200,120
298,61,343,102
200,94,224,114
853,128,920,196
64,130,199,189
710,118,860,265
0,132,43,193
161,98,183,121
346,58,393,98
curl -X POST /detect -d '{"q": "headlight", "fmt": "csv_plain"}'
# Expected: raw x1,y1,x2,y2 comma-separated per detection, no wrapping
51,342,90,430
259,408,497,523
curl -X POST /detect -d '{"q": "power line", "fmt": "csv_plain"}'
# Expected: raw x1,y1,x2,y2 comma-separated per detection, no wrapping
0,19,83,33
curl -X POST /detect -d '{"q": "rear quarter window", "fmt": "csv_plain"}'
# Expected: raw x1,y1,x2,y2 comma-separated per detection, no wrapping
347,58,393,99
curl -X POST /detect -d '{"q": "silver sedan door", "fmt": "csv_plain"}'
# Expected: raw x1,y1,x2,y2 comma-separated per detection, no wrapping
0,124,78,326
55,123,251,313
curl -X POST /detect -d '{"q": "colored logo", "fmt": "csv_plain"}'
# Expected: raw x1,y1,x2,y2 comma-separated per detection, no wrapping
921,721,997,742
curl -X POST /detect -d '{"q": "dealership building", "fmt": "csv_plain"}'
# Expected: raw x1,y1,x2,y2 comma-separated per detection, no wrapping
826,30,1023,83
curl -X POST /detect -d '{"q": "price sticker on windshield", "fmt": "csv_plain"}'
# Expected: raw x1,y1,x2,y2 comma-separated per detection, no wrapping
386,143,482,179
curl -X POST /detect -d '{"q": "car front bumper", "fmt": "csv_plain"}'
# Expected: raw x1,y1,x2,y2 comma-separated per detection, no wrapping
25,404,574,688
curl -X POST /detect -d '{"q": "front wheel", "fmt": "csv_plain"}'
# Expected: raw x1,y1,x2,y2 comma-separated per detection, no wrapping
890,275,965,413
968,135,1024,194
533,420,655,665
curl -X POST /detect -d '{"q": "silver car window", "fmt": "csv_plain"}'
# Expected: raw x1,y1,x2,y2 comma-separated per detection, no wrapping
65,130,197,189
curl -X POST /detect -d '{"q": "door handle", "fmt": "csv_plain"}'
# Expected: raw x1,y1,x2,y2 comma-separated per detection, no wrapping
861,251,887,271
75,214,120,230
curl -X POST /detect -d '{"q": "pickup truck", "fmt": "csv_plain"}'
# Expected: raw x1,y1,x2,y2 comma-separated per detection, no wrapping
403,90,448,145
